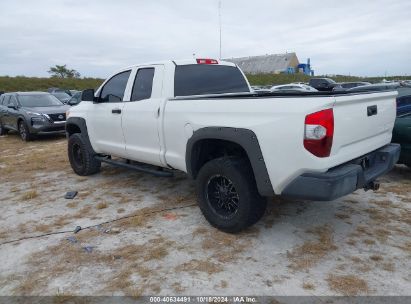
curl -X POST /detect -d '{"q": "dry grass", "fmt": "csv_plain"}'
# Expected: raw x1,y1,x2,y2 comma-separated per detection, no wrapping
287,225,337,270
0,230,9,240
369,255,383,262
17,205,96,235
380,181,411,197
20,190,38,201
346,239,356,246
326,274,368,295
113,205,181,230
175,259,223,275
34,223,54,233
365,207,397,223
77,190,93,199
103,236,174,295
302,282,315,290
396,242,411,253
118,196,132,204
382,262,395,272
171,282,186,293
197,226,258,263
363,239,376,245
0,136,68,182
10,186,21,193
96,202,108,209
399,209,411,225
350,221,397,245
66,201,78,208
14,230,174,295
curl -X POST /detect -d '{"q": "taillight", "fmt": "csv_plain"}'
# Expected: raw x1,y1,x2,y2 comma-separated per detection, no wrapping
304,108,334,157
196,58,218,64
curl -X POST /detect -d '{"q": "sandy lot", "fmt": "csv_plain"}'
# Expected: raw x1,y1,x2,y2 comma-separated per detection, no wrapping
0,132,410,297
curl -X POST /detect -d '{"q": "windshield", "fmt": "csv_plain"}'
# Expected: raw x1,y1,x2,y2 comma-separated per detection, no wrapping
53,92,71,100
18,94,64,107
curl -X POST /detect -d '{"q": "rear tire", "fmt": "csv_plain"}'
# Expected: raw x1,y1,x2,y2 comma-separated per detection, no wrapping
68,133,101,176
196,156,267,233
18,120,33,141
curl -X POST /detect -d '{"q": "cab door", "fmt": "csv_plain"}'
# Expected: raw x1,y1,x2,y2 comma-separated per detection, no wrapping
7,95,20,130
122,65,165,166
86,70,132,157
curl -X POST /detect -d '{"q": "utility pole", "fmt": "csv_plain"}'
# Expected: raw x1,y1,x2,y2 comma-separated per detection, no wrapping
219,0,222,59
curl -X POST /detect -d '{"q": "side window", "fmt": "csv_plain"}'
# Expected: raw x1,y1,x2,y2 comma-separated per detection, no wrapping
3,96,11,106
10,95,18,106
131,68,155,101
100,70,131,102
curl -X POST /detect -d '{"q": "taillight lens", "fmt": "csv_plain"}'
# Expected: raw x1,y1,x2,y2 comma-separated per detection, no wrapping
304,108,334,157
196,58,218,64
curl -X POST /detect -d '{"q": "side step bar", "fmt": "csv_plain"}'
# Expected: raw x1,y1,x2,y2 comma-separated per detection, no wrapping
95,156,173,177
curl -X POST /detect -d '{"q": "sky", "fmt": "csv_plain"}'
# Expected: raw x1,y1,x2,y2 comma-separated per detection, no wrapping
0,0,410,78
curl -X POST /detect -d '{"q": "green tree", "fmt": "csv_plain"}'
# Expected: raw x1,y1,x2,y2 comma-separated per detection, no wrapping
48,64,81,79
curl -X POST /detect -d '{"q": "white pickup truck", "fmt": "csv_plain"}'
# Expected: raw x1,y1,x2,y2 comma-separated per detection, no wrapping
66,59,400,232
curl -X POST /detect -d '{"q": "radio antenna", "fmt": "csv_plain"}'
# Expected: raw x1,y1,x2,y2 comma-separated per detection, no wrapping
219,0,222,59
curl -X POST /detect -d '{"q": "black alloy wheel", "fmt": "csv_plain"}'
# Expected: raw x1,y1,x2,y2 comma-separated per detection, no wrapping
206,174,239,218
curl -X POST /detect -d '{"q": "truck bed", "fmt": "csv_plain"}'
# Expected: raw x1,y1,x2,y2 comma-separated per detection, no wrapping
172,89,398,100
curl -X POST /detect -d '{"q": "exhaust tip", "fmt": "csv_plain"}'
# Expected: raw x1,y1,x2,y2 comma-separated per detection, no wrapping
364,181,380,191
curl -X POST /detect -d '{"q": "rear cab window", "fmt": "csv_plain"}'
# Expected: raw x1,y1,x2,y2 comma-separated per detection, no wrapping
131,68,155,101
174,64,250,97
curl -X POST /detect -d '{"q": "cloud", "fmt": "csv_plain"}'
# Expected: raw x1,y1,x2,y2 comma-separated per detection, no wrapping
0,0,410,77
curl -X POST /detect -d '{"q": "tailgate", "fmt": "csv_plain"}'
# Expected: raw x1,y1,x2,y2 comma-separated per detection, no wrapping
331,91,397,159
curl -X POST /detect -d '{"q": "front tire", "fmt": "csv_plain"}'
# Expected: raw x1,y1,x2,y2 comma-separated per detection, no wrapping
18,120,33,141
196,157,267,233
68,133,101,176
0,122,8,136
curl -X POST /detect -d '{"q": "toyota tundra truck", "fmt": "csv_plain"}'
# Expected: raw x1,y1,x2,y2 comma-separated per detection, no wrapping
66,59,400,233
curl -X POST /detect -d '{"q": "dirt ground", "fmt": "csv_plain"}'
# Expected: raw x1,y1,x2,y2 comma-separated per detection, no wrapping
0,132,410,296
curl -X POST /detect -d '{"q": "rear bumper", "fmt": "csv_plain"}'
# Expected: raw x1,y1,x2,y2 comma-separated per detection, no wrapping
281,143,401,201
398,143,411,166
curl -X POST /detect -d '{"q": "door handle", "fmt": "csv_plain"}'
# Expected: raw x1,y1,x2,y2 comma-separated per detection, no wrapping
112,108,122,114
367,105,377,117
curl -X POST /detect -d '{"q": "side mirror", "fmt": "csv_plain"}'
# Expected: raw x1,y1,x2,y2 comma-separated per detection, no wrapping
81,89,96,102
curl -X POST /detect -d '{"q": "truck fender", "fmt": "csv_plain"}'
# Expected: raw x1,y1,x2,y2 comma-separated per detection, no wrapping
185,127,275,196
66,117,97,155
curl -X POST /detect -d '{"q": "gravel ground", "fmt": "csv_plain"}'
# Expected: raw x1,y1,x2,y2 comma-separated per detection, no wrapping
0,133,410,296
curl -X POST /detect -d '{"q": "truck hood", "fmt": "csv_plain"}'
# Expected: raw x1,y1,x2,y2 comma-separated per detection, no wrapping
22,105,70,115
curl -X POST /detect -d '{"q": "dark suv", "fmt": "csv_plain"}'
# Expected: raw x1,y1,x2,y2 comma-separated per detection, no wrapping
0,92,70,141
308,78,338,91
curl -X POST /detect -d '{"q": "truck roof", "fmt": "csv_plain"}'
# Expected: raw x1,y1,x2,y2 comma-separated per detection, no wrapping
122,58,237,70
